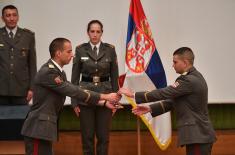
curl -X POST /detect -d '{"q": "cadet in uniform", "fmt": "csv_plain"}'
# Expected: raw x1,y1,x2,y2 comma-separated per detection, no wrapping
120,47,217,155
0,5,36,105
71,20,119,155
21,38,120,155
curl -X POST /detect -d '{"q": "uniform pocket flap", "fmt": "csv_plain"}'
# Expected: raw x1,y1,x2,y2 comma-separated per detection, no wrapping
38,114,57,123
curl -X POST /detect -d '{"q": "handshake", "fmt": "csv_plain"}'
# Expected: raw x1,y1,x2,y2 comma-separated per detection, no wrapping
99,87,134,110
100,88,150,116
74,88,134,117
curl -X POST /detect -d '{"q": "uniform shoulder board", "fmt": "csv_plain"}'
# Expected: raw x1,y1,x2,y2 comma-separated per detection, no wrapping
23,28,35,34
76,43,87,49
104,43,115,48
48,63,55,69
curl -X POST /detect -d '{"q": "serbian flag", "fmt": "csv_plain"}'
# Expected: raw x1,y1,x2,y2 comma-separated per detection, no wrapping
119,0,171,150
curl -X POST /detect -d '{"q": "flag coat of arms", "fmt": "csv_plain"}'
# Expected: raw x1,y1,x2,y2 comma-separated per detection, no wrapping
119,0,172,150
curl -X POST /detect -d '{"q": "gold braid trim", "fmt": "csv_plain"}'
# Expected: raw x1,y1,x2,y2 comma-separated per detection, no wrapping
84,90,91,103
159,101,166,113
144,91,150,102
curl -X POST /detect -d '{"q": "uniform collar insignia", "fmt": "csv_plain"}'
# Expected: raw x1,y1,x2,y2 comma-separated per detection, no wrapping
182,72,188,75
48,63,55,68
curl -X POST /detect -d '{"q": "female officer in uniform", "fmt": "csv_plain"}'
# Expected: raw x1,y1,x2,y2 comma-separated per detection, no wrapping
71,20,119,155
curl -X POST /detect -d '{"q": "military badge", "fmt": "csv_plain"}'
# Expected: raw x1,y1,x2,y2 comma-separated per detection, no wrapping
54,76,63,85
21,48,27,57
81,57,89,60
171,82,180,88
48,64,55,68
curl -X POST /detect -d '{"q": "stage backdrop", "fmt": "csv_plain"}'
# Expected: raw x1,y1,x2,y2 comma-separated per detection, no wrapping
1,0,235,103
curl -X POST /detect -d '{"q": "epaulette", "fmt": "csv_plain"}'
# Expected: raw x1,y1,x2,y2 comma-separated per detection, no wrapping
104,43,115,48
23,28,35,34
76,43,87,49
48,63,55,69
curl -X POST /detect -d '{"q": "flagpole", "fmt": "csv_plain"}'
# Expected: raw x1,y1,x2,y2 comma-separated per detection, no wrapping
137,116,141,155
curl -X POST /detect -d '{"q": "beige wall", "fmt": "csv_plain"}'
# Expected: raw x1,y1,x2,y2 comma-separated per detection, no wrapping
1,0,235,103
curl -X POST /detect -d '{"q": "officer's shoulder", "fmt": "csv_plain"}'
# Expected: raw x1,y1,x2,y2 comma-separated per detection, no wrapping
37,63,53,77
177,74,192,83
0,27,4,31
76,43,88,49
23,28,35,35
103,43,115,49
47,63,55,69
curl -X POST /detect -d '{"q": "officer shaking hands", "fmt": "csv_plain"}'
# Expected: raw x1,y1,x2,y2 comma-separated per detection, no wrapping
119,47,216,155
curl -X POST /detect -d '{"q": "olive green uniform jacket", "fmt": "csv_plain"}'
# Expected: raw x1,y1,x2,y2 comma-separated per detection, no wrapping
0,27,36,96
21,60,100,141
135,67,216,146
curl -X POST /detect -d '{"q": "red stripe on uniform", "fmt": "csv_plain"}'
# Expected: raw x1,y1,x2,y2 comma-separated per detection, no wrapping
194,144,201,155
33,139,39,155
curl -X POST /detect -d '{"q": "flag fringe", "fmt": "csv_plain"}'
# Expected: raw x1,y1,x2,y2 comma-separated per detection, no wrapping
126,96,172,150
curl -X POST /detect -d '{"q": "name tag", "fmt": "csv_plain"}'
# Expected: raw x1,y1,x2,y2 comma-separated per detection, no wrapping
81,57,89,60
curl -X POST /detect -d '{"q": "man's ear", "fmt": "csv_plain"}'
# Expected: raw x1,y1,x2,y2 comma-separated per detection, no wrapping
184,59,190,67
55,50,61,58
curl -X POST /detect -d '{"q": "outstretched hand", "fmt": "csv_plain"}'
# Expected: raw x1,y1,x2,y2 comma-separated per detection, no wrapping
132,105,151,116
74,106,81,117
118,87,134,98
101,93,122,103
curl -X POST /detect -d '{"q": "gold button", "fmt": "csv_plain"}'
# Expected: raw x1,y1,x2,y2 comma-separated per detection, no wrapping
10,72,13,74
95,61,97,64
11,48,14,51
10,56,14,59
96,69,98,72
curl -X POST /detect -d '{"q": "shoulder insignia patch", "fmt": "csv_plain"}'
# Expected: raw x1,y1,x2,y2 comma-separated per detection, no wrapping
54,76,63,85
48,63,55,68
171,82,180,88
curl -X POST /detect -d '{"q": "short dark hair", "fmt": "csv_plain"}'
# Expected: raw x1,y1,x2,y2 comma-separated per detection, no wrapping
173,47,195,65
87,20,103,33
2,5,18,16
49,38,71,58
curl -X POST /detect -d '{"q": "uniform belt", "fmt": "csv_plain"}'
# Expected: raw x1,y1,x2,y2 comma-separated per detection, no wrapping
81,75,110,83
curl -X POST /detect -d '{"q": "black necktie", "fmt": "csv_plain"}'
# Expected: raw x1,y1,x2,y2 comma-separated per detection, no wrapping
9,31,14,39
93,46,98,56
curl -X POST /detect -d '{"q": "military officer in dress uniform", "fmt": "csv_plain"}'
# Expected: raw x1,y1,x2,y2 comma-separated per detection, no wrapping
119,47,217,155
21,38,120,155
71,20,119,155
0,5,36,105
